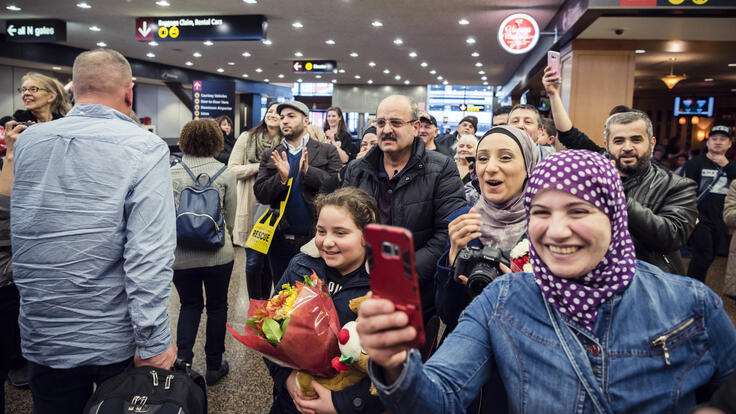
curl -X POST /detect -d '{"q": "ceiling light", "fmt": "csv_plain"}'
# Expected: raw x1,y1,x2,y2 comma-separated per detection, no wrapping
383,69,390,74
242,74,249,78
193,52,202,57
369,61,376,67
420,62,428,67
227,61,235,65
255,68,262,72
264,78,269,82
372,20,383,27
89,26,101,31
203,40,214,46
155,0,170,6
483,81,488,86
185,61,193,66
458,19,469,25
443,80,449,85
355,75,361,79
728,63,736,67
325,39,336,45
429,70,436,74
481,76,487,80
242,51,251,57
262,39,272,45
278,74,284,78
338,69,346,73
146,52,156,58
437,76,443,80
350,52,359,57
660,59,686,89
315,75,322,78
368,80,373,84
294,51,303,57
393,38,403,45
243,0,257,3
292,21,303,28
732,89,736,92
76,2,91,8
478,70,485,74
6,5,21,11
96,41,107,47
297,78,303,83
131,77,137,81
394,75,401,80
635,49,646,54
475,62,482,67
409,52,418,58
148,41,159,46
332,79,337,83
404,80,410,85
52,66,62,70
216,68,224,73
466,37,476,44
704,78,714,82
471,52,480,57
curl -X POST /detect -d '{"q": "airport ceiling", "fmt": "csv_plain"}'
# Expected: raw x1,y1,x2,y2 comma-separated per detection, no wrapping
1,0,568,87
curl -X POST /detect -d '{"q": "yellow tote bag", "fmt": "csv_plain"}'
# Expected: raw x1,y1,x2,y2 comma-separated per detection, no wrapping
245,178,293,254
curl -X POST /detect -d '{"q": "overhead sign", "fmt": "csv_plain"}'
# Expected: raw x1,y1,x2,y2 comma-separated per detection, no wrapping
292,60,337,74
5,19,66,42
192,80,235,122
136,15,267,42
497,13,539,55
621,0,731,5
458,104,487,112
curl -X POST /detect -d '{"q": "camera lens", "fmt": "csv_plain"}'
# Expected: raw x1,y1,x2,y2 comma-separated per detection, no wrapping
466,261,499,297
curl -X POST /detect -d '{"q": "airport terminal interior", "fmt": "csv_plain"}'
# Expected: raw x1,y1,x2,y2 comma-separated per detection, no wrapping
2,0,736,413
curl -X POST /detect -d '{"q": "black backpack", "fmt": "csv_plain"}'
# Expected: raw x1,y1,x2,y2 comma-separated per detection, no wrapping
175,161,228,248
84,360,207,414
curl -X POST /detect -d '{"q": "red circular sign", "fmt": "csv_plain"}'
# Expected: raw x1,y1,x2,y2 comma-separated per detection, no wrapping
497,13,540,55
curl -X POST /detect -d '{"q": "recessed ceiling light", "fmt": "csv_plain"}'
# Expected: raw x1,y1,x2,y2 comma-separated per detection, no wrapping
635,49,646,54
193,52,202,57
262,39,272,45
443,80,449,85
148,41,159,46
404,80,410,85
292,21,303,28
242,74,249,78
131,77,137,81
483,81,488,86
243,0,257,3
96,41,107,47
471,52,480,57
355,75,361,79
732,88,736,92
458,19,469,25
481,76,487,80
394,75,401,80
203,40,214,46
383,69,390,74
52,66,62,70
297,78,303,83
146,52,156,58
466,37,476,44
332,79,337,83
368,79,373,84
372,20,383,27
478,70,485,74
437,76,443,80
155,0,170,6
338,69,346,73
216,68,224,73
6,5,21,11
420,62,428,67
264,78,269,82
475,62,482,67
255,68,262,72
393,38,403,45
315,75,322,78
350,52,359,57
242,51,251,57
294,51,303,57
429,70,436,75
729,63,736,67
409,52,418,58
76,2,91,8
704,78,714,82
325,39,336,45
278,74,284,78
185,61,193,66
89,26,101,31
368,61,376,67
227,62,235,65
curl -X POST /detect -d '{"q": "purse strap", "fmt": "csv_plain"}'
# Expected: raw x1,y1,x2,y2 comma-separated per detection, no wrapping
696,167,726,205
543,299,613,414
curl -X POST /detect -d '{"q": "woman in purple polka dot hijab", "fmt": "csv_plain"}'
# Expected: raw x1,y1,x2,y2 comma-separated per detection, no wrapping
524,149,637,331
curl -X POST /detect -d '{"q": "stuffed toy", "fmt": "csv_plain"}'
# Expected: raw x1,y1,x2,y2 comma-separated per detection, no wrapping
296,295,378,397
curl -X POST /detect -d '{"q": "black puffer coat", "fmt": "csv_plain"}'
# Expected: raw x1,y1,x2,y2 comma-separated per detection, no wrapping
342,137,466,317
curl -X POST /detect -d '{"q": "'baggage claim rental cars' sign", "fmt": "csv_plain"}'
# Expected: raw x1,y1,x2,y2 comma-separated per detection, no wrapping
135,15,267,42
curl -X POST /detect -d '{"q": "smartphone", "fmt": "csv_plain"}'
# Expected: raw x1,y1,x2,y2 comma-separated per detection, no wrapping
547,51,561,78
364,224,425,350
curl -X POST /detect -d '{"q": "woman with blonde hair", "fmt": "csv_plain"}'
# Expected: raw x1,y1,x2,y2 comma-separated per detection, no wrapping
12,72,71,123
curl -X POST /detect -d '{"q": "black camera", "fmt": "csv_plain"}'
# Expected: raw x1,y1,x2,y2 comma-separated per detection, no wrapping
454,245,507,297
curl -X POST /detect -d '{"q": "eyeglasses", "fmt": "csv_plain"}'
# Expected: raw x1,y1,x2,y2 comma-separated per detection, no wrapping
375,118,418,129
18,86,49,94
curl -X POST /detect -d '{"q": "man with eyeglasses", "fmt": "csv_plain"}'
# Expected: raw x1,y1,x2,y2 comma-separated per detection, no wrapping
343,95,466,323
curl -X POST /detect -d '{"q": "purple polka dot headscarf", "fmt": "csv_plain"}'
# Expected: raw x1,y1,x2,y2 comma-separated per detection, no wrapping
523,150,636,331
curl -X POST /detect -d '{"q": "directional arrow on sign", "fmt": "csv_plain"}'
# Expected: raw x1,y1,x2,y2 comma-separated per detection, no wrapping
135,19,154,41
459,104,467,111
293,61,302,72
7,25,16,36
138,21,152,37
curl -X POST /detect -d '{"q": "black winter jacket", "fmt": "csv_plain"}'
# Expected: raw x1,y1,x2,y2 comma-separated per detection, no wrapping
253,138,341,236
342,137,467,317
267,253,383,414
558,126,698,274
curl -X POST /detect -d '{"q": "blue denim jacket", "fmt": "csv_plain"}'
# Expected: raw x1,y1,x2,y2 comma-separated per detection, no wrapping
370,261,736,413
11,104,176,368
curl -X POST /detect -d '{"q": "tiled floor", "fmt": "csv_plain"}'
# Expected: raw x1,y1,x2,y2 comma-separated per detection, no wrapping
4,250,736,413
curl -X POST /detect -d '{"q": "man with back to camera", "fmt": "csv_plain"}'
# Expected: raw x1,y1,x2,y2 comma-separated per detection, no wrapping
342,95,467,322
436,115,477,152
683,126,736,282
254,100,341,281
9,48,177,413
418,112,453,157
542,65,698,275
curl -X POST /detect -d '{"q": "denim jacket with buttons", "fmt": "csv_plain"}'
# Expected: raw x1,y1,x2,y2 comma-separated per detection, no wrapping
370,261,736,413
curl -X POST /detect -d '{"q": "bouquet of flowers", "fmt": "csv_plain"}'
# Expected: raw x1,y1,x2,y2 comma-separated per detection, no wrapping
510,239,533,273
227,271,341,377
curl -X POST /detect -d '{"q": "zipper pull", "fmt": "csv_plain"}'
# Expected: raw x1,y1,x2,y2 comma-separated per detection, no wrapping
150,370,159,386
129,396,139,411
652,336,671,365
165,374,174,390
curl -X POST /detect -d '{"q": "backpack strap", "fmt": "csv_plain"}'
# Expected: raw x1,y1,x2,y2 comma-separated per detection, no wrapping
696,167,726,205
179,161,228,188
178,161,201,187
205,165,229,187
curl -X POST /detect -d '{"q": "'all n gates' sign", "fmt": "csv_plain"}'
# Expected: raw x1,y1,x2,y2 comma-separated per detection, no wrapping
5,19,67,42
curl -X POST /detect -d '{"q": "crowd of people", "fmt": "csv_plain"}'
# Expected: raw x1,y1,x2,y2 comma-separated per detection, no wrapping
1,47,735,414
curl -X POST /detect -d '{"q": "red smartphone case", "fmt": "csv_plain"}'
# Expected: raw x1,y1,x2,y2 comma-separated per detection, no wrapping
364,224,425,350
